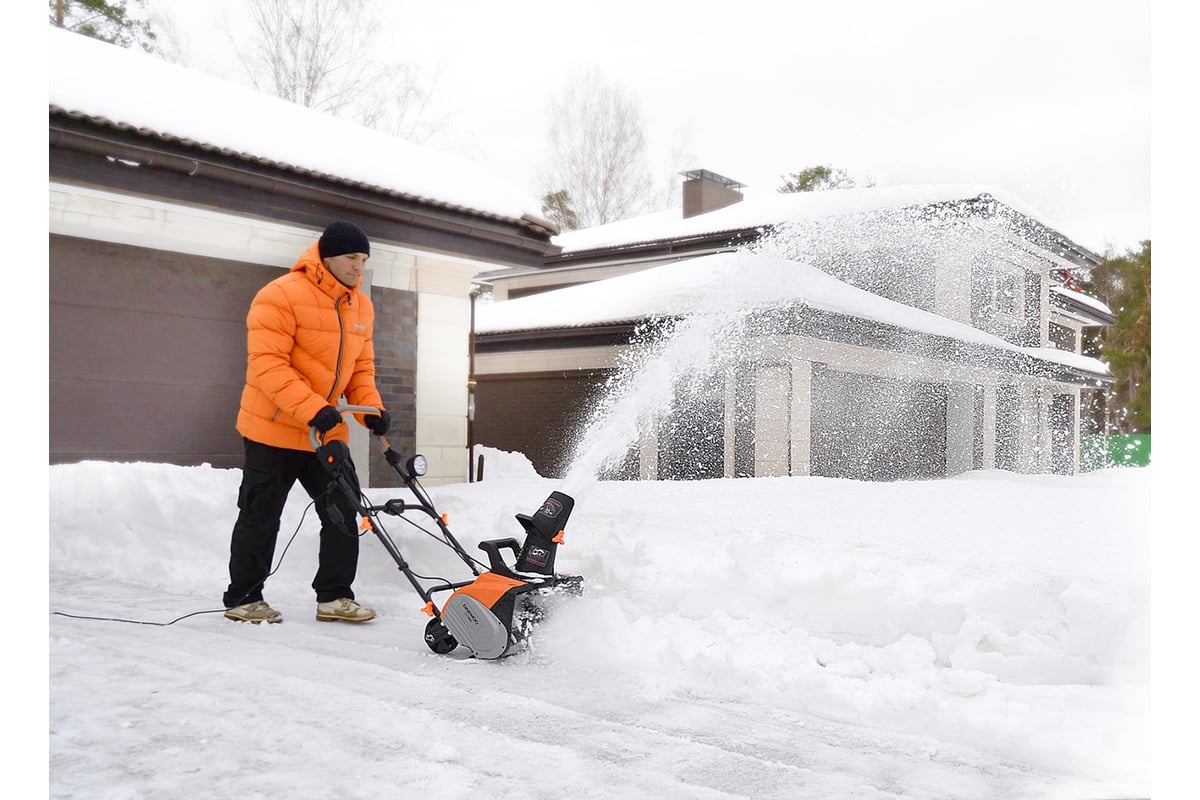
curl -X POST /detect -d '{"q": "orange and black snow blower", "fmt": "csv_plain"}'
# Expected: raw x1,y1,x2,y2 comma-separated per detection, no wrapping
313,405,582,659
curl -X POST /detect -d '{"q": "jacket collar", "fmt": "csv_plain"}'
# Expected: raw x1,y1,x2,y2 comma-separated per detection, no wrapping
292,241,360,301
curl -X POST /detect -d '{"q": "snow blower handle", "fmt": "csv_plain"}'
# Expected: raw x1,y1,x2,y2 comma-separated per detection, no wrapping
307,404,384,450
309,404,387,482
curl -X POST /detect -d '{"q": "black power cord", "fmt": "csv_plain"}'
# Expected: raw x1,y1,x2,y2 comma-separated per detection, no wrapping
51,494,325,627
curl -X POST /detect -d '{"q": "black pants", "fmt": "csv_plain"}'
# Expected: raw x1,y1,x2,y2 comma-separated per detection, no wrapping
223,438,362,608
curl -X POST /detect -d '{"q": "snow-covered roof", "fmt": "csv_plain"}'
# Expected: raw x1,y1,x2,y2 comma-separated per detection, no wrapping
47,26,545,227
476,251,1110,378
1051,285,1116,318
553,184,1095,258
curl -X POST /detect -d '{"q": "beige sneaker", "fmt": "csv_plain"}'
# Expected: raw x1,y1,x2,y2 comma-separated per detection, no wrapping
224,600,282,624
316,598,377,623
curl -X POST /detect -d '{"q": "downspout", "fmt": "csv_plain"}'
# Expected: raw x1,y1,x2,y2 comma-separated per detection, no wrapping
466,281,494,482
467,285,479,482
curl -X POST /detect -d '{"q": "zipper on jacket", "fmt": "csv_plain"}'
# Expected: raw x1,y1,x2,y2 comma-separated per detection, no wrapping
326,292,349,402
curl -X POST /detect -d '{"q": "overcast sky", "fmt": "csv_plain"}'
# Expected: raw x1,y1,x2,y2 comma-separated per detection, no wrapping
142,0,1149,254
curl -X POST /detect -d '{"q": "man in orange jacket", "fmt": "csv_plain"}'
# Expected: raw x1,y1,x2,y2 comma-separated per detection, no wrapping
223,221,389,624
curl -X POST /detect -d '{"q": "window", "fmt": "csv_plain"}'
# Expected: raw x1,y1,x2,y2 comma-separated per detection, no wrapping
1049,322,1077,352
971,261,1031,344
984,266,1022,319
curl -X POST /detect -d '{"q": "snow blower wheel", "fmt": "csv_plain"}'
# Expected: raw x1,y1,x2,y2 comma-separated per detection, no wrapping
424,619,458,655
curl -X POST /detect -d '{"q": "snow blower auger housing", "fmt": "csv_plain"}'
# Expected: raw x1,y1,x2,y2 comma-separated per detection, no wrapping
312,405,583,660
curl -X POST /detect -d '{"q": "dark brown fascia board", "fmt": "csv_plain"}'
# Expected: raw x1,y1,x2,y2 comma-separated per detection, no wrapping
50,113,563,266
478,247,725,284
543,230,756,269
476,307,1112,387
473,367,614,384
474,322,642,351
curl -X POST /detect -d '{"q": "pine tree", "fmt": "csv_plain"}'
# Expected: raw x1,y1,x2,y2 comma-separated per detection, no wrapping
778,165,856,193
49,0,156,51
1080,240,1151,433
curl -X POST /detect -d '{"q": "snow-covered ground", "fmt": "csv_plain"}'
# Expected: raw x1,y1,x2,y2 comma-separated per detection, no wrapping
47,450,1151,799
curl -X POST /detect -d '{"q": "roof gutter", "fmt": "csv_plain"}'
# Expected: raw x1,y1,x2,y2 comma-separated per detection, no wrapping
543,229,758,270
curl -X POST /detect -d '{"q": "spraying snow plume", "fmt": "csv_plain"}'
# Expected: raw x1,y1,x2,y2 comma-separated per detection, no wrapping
561,251,818,492
561,198,1083,489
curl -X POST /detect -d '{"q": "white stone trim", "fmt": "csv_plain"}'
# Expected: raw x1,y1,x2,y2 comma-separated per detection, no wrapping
474,345,625,375
48,182,492,292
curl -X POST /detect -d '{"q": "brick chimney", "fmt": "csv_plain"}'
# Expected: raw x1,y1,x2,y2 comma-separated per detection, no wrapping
680,169,745,218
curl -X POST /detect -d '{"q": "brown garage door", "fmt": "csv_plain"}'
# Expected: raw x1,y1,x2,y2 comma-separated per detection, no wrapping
810,363,947,481
50,234,282,467
473,371,613,479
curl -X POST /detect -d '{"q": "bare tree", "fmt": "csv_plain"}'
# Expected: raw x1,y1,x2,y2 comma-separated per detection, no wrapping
145,8,194,67
230,0,442,143
233,0,378,115
653,124,698,211
541,69,654,230
359,60,446,145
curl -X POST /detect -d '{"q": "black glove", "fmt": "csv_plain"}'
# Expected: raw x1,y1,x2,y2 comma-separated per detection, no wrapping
364,409,391,436
308,405,342,434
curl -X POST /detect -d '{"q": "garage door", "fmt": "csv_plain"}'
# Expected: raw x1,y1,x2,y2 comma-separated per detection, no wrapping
810,363,947,481
473,371,614,479
50,234,281,467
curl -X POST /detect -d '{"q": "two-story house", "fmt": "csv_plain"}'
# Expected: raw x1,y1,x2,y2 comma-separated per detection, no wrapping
470,170,1114,481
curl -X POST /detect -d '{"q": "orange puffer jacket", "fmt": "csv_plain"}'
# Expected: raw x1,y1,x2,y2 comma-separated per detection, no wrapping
235,241,384,451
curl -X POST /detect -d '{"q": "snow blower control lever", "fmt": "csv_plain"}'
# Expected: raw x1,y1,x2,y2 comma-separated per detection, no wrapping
310,404,583,659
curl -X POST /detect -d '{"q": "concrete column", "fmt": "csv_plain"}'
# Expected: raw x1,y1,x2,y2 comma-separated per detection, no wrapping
790,358,812,476
945,382,975,477
981,384,997,469
1071,387,1082,474
411,255,484,485
415,292,470,483
754,364,791,477
638,423,659,480
1018,387,1041,473
723,367,737,478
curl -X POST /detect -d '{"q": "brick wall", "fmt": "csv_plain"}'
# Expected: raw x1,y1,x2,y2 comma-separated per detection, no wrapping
368,285,418,487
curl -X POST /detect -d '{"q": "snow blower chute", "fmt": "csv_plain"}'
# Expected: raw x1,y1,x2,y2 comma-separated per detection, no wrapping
312,405,583,659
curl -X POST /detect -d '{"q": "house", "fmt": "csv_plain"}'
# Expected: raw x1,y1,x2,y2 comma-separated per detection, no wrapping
470,170,1115,481
48,27,559,487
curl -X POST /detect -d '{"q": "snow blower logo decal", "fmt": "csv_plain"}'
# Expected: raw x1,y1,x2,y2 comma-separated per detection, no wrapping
526,546,549,566
539,499,563,519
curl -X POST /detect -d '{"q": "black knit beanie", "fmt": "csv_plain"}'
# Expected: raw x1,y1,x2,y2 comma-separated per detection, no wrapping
318,221,371,259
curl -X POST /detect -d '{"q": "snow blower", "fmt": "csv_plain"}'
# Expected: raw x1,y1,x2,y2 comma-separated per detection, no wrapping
312,405,583,659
